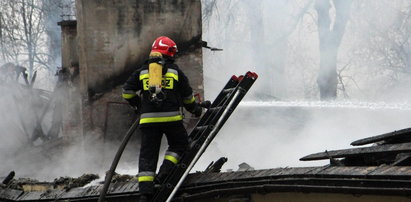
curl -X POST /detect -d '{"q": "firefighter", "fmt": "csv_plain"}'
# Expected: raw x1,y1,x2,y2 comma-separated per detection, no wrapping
122,36,206,201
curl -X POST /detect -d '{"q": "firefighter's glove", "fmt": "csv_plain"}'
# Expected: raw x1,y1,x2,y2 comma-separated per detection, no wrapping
193,105,203,117
126,97,140,114
127,97,140,108
200,100,211,109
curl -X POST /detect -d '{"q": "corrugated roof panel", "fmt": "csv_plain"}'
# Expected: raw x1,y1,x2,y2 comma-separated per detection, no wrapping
0,188,23,201
17,190,45,200
368,166,411,177
304,166,330,175
250,169,274,178
57,186,92,199
38,189,65,200
109,181,139,194
2,166,411,201
317,166,378,176
264,168,285,176
267,167,314,176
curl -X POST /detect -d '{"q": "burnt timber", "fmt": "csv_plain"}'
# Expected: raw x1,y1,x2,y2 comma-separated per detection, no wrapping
299,143,411,162
1,127,411,201
300,127,411,166
0,166,410,201
351,127,411,146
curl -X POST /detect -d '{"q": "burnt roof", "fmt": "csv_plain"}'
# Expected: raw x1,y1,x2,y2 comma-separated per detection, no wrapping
1,166,410,201
351,127,411,146
1,127,411,201
300,127,411,166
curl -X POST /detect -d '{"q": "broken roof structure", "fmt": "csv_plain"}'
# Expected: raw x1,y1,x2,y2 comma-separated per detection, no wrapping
1,127,410,201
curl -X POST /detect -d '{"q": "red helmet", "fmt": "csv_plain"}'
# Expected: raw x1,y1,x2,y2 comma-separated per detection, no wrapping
151,36,178,57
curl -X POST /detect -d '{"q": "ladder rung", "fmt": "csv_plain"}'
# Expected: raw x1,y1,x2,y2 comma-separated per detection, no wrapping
194,125,209,131
189,125,213,140
151,71,258,202
193,125,214,133
222,87,236,94
208,106,223,112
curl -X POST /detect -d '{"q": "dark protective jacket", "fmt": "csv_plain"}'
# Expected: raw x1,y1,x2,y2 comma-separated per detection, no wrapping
122,59,198,126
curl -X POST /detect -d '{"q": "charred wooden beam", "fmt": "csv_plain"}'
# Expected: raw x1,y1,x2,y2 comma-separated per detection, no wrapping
2,171,15,185
300,143,411,161
204,157,228,173
393,153,411,166
351,127,411,146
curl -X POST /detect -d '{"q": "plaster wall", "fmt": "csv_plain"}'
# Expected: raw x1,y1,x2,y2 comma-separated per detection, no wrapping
75,0,203,96
60,0,204,151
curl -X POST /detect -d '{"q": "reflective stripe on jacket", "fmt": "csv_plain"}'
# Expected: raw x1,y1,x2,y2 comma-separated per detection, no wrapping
138,171,155,182
122,60,198,125
139,111,183,124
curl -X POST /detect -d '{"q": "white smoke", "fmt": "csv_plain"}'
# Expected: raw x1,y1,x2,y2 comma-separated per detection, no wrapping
0,0,94,181
198,0,411,171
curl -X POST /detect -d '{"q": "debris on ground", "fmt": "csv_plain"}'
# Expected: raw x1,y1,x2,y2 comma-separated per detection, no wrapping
3,173,99,192
53,174,99,190
110,172,136,183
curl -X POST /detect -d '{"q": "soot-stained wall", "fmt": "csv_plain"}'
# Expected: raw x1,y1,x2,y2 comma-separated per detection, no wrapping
63,0,204,144
75,0,203,96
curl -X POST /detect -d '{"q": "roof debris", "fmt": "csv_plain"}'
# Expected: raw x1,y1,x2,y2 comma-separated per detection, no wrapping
1,127,411,201
300,127,411,166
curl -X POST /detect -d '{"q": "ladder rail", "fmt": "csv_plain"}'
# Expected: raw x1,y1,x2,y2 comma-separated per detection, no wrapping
189,79,240,141
165,86,244,202
195,76,239,126
150,71,258,202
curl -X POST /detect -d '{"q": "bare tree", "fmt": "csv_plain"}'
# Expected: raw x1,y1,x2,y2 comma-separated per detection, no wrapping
0,1,23,63
315,0,352,100
0,0,44,78
202,0,313,99
0,0,68,80
339,0,411,99
366,3,411,77
202,0,218,29
20,0,41,77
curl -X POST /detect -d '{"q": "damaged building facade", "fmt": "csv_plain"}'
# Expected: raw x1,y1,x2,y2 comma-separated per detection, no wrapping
59,0,204,142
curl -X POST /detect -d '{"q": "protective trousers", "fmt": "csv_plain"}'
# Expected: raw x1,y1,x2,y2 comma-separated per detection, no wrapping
137,122,189,195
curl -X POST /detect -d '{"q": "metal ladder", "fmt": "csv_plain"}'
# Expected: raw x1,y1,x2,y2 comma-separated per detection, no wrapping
151,71,258,202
